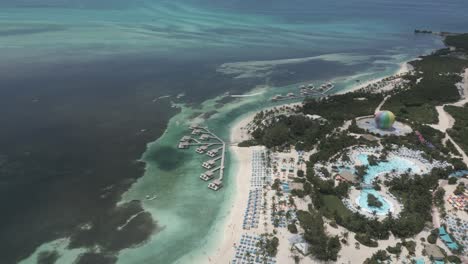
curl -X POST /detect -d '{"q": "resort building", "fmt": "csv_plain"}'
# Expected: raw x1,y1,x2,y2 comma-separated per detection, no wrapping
290,182,304,191
335,171,358,184
208,179,223,191
424,244,444,261
200,134,211,141
178,141,189,149
294,243,310,256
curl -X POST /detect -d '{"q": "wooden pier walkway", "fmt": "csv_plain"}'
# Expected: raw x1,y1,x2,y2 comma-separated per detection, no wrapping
178,125,227,190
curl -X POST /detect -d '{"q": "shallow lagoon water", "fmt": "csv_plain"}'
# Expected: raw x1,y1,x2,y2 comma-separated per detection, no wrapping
4,0,468,263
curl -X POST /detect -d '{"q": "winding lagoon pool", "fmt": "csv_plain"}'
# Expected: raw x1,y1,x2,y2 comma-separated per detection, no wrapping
355,154,422,215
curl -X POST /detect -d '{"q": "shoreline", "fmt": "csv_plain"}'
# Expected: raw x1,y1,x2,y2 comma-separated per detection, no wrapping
205,112,257,264
203,61,415,263
336,61,413,95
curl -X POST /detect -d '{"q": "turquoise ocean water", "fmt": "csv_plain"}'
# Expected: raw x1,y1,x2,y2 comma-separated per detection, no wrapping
3,0,468,263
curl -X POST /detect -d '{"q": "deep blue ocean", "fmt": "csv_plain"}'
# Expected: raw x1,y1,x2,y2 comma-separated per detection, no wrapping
0,1,467,264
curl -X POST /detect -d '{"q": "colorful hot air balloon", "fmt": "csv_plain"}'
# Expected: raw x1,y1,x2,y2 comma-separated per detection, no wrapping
375,111,395,129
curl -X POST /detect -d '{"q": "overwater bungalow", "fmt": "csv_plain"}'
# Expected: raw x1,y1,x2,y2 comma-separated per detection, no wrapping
207,147,221,157
202,159,216,169
192,129,202,135
271,94,282,101
200,134,211,141
200,171,214,181
196,145,209,154
208,179,223,191
178,142,189,149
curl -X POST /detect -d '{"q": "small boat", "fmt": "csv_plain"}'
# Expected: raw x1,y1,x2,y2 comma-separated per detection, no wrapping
146,194,158,200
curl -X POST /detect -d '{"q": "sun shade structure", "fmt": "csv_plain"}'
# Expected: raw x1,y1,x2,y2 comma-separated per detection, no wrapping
374,110,395,129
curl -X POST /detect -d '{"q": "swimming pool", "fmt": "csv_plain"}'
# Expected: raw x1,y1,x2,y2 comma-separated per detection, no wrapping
354,154,422,215
357,154,422,184
357,189,392,215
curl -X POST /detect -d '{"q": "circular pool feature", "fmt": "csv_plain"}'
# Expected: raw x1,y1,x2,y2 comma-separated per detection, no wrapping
352,154,423,216
356,189,393,215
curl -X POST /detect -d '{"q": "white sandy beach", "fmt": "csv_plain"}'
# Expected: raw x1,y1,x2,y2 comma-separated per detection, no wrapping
206,113,256,264
337,61,412,95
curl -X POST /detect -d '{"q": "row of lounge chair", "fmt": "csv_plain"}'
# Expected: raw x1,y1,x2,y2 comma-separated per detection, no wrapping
232,234,276,264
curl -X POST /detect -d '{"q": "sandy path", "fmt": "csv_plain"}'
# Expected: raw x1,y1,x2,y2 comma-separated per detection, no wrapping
430,69,468,167
375,95,390,113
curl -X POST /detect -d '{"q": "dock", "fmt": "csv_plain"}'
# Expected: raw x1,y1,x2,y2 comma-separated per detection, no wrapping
178,125,226,191
271,82,334,102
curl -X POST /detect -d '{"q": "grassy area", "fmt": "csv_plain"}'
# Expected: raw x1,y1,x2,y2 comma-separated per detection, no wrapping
385,54,468,123
445,33,468,50
446,103,468,154
319,194,353,219
302,92,384,122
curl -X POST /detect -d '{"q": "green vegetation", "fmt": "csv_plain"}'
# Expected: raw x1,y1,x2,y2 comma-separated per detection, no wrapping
386,243,402,255
448,177,458,185
309,133,364,163
385,48,468,123
454,182,465,195
245,114,330,150
355,165,368,182
302,92,384,122
386,174,438,237
434,187,446,215
355,233,379,247
381,124,458,165
446,104,468,154
446,255,462,264
257,236,279,257
367,155,379,166
364,250,390,264
265,237,279,257
287,223,298,234
319,195,353,219
297,169,304,177
296,210,341,261
428,233,438,244
445,33,468,50
402,240,417,255
367,194,383,208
